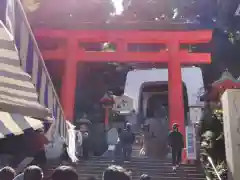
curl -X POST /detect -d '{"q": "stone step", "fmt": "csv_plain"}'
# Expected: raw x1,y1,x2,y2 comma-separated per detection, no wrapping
75,160,200,168
75,164,201,171
45,166,203,174
44,173,205,180
45,169,203,177
54,170,204,178
47,162,201,170
44,169,206,180
47,158,202,170
74,157,186,163
44,157,206,180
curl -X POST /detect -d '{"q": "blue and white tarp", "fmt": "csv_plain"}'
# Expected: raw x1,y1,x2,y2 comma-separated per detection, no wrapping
0,111,43,139
0,21,50,118
5,0,67,140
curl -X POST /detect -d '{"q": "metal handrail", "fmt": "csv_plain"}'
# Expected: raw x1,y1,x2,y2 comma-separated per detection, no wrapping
207,156,222,180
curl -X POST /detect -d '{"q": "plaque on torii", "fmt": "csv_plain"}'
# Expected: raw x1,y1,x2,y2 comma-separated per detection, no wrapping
112,94,134,114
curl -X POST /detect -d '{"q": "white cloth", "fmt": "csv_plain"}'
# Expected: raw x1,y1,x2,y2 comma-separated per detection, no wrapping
67,129,78,163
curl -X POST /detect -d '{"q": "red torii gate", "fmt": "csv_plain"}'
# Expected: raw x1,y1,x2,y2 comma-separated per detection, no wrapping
35,29,212,159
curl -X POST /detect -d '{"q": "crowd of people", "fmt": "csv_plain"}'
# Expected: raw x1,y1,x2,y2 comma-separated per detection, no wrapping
0,165,151,180
0,122,184,180
110,121,184,172
114,122,184,171
75,122,136,163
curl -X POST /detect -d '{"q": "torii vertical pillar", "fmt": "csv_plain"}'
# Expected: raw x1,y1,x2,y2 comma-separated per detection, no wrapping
60,38,78,121
168,40,186,160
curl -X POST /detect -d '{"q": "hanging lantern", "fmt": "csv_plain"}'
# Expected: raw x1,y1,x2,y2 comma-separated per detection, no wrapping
100,91,115,129
100,91,114,108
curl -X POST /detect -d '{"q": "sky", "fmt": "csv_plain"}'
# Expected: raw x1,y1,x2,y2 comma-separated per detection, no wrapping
124,68,204,111
112,0,124,15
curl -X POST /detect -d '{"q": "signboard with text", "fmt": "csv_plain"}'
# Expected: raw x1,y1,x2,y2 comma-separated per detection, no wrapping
186,125,197,160
112,95,133,112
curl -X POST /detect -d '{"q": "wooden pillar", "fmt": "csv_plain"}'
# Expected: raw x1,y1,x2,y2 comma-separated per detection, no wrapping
60,37,78,121
167,40,186,161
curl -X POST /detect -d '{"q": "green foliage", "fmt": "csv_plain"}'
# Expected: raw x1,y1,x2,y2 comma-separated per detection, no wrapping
199,105,227,180
228,31,240,44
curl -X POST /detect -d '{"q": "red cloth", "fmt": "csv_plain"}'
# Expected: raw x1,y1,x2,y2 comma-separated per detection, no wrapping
30,133,49,152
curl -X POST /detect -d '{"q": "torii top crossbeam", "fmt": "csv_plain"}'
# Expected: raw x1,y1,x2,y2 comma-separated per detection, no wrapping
35,29,212,64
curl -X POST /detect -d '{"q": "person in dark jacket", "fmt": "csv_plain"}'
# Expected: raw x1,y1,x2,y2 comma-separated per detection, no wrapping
168,123,184,171
120,123,135,162
82,132,90,160
114,128,123,162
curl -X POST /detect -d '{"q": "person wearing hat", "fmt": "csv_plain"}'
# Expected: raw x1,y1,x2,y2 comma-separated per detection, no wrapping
168,123,184,171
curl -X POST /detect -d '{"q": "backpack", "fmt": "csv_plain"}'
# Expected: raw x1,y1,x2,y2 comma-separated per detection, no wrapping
121,130,135,144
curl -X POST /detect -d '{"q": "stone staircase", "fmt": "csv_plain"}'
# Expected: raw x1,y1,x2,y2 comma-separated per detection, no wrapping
44,157,206,180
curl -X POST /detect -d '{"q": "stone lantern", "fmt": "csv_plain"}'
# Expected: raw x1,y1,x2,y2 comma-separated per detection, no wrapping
76,114,91,133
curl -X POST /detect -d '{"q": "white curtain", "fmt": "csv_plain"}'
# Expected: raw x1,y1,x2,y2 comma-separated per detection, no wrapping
67,128,78,163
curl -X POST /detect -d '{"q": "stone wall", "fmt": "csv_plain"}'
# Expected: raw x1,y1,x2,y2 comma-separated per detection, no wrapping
143,117,169,158
221,89,240,180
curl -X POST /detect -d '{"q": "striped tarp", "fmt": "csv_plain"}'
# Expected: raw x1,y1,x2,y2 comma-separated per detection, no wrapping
0,111,43,139
0,21,51,118
5,0,67,140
